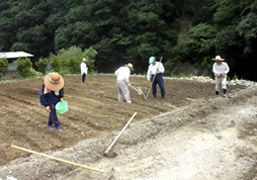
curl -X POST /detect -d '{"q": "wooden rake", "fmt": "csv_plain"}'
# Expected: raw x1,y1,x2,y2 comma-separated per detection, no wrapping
129,85,146,100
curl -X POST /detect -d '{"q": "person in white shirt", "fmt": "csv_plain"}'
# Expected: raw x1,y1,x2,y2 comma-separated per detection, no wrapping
115,63,133,103
80,58,88,83
147,56,165,99
212,55,230,97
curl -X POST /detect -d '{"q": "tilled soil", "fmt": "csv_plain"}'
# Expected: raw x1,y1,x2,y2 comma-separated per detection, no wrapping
0,74,254,180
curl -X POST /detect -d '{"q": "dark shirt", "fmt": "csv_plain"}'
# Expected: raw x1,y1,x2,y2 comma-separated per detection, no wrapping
41,88,64,107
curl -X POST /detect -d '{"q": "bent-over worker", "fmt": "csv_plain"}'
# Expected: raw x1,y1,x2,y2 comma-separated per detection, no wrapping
40,72,64,131
114,63,134,103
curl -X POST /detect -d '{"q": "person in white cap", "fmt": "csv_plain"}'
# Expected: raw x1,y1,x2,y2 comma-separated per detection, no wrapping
114,63,134,103
212,55,230,97
80,58,88,83
40,72,65,131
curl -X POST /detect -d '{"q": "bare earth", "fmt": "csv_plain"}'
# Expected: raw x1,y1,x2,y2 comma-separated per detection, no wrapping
0,74,257,180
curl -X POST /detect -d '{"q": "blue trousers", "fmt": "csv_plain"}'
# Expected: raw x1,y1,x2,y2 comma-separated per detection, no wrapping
151,74,165,98
48,104,61,129
82,73,86,83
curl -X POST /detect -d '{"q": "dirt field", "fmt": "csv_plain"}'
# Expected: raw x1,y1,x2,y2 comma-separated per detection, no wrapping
1,74,257,180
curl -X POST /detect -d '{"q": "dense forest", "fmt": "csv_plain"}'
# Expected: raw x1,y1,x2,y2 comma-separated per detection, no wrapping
0,0,256,80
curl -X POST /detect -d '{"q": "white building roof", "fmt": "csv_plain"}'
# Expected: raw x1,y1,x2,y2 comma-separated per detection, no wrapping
0,51,34,59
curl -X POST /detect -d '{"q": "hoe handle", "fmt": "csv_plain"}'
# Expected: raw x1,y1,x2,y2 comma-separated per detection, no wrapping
104,112,137,154
11,144,103,173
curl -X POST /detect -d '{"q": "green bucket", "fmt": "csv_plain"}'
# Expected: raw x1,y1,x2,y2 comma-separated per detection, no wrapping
55,101,68,114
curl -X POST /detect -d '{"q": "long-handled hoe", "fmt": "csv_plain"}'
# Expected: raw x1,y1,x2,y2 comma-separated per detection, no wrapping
11,144,103,172
11,145,120,179
104,112,137,158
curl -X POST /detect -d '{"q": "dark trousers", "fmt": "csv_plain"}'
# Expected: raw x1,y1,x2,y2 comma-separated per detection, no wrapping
48,104,61,129
82,73,86,83
151,74,165,98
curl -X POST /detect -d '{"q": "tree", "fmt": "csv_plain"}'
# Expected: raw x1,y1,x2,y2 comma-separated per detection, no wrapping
1,0,257,80
0,58,8,78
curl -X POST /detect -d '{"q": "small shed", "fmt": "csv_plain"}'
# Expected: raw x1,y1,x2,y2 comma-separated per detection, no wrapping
0,51,34,71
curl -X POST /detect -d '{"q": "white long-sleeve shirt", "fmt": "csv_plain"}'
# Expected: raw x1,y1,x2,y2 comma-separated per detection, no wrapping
147,62,165,81
212,62,229,77
115,66,131,83
80,62,88,75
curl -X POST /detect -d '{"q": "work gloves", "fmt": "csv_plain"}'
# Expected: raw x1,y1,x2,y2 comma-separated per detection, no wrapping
217,73,225,77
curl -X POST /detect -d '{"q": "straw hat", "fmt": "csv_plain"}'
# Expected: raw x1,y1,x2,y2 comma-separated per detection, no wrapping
127,63,134,70
44,72,64,91
82,58,87,62
213,55,224,61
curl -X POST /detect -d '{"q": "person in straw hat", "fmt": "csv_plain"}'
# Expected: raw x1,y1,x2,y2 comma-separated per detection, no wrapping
80,57,88,83
212,55,230,97
114,63,134,103
40,72,65,131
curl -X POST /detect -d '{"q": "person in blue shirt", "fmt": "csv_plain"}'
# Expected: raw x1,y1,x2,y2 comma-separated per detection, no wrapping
147,56,165,99
40,72,64,131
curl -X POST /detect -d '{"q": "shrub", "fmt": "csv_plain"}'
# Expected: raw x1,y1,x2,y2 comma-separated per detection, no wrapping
82,46,97,73
46,46,97,74
16,58,33,77
36,58,49,74
58,46,83,66
0,58,8,78
27,68,43,77
199,56,212,69
50,56,62,72
59,69,70,75
233,74,239,80
66,57,80,74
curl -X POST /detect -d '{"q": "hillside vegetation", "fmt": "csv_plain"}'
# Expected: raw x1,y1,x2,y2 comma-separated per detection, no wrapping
0,0,256,80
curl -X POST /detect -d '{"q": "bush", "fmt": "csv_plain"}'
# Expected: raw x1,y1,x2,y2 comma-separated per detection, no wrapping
58,68,70,75
36,58,49,74
199,56,212,69
0,58,8,78
16,58,33,77
27,68,43,77
58,46,83,66
66,57,80,74
50,56,62,72
45,46,97,75
82,46,97,73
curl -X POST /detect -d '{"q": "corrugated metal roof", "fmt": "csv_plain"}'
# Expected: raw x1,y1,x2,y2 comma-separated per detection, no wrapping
0,51,34,59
